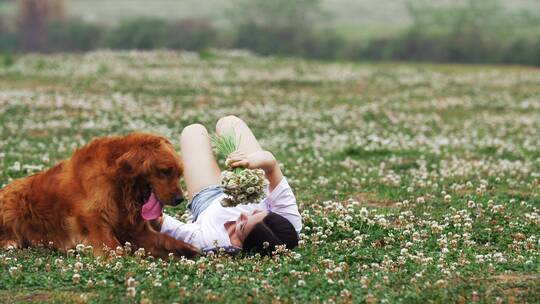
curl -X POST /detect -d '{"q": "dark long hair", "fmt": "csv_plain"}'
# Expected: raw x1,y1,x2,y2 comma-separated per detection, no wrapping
242,212,298,255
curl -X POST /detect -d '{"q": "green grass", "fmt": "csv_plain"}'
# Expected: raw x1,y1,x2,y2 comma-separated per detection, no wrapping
0,50,539,303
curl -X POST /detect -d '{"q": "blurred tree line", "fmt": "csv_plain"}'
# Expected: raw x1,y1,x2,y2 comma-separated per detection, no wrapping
0,0,539,66
360,0,540,66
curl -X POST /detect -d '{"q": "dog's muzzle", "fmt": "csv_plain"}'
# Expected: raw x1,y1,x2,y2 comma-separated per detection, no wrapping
172,194,185,206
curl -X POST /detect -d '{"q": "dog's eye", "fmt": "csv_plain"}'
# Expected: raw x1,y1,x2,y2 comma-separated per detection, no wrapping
161,168,174,177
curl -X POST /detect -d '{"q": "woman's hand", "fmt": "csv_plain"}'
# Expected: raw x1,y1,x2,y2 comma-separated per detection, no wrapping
226,150,283,191
226,151,274,172
226,151,250,169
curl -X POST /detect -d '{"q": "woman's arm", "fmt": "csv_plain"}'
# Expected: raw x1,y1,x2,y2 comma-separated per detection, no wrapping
158,215,198,243
228,150,302,234
226,150,283,192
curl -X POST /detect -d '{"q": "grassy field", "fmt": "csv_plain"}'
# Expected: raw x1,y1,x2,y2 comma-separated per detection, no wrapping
0,50,539,303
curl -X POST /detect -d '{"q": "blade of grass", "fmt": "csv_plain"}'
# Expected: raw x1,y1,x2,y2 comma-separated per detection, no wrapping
210,132,243,172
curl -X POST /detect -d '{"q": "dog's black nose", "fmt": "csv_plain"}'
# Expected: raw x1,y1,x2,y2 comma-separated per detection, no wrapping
173,194,185,205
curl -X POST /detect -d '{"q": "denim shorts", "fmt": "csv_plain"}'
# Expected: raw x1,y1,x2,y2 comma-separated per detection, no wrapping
188,185,225,221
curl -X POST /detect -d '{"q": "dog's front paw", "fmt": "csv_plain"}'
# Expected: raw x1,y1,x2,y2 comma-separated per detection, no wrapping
0,240,18,249
171,242,201,259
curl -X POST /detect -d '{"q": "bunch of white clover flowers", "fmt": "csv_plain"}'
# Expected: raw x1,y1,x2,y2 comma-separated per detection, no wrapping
212,133,268,207
220,168,267,206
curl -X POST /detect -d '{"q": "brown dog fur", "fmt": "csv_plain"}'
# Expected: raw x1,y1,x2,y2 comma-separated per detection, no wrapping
0,132,199,258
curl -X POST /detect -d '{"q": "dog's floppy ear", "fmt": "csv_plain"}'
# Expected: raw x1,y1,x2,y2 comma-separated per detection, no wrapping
116,148,151,177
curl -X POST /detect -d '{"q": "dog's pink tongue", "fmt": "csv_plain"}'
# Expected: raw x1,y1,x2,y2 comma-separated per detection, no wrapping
141,192,162,220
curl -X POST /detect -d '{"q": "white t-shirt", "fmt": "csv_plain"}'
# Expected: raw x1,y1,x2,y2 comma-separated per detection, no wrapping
160,177,302,251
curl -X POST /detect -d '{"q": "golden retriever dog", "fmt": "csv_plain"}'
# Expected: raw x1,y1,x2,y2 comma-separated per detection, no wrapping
0,132,199,258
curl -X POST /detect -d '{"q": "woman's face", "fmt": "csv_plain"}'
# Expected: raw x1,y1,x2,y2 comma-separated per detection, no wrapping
235,209,268,244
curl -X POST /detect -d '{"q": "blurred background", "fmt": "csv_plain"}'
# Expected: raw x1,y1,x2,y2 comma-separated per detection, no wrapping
0,0,539,65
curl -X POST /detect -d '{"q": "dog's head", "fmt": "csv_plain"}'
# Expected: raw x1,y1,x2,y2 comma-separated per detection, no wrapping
115,133,185,208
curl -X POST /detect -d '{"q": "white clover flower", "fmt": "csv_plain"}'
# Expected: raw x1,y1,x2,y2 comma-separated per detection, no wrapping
123,242,132,254
226,180,238,189
135,248,146,258
72,273,81,284
35,258,43,266
216,264,224,272
126,277,136,287
75,244,85,253
126,287,137,297
221,171,234,179
10,161,21,172
8,266,19,276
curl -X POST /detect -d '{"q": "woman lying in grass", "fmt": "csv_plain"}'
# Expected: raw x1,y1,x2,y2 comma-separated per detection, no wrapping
148,115,302,255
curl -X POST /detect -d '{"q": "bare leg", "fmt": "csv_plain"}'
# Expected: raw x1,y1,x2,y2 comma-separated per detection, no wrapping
216,115,263,154
180,124,221,201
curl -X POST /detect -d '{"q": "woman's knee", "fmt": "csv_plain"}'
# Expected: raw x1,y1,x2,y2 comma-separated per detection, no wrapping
216,115,243,133
181,123,208,139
